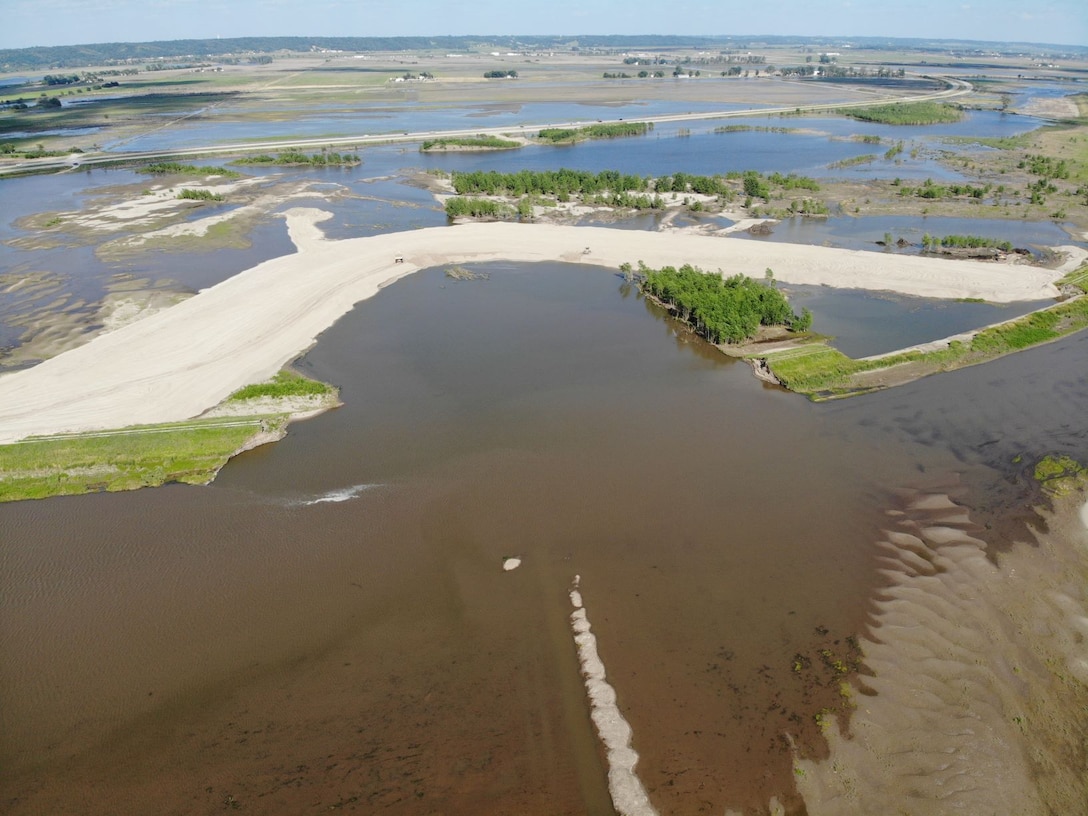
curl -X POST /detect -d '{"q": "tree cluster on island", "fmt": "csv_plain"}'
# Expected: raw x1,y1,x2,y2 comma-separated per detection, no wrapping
42,74,81,85
921,233,1014,252
630,262,812,343
535,121,652,143
450,167,723,198
443,197,514,219
894,178,992,200
233,150,360,166
444,167,823,217
845,101,962,125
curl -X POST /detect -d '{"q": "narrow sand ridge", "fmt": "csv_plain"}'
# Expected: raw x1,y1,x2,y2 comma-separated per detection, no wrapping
0,210,1073,443
569,577,658,816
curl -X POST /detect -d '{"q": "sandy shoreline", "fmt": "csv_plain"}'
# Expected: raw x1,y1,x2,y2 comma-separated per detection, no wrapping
0,209,1078,444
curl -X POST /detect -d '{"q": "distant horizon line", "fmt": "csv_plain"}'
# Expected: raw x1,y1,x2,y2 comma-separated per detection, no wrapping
3,33,1087,54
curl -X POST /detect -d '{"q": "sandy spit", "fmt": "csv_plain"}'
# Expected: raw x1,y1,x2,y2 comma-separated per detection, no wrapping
0,210,1071,444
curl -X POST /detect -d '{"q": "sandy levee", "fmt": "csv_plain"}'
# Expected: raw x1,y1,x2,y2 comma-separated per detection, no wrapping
0,209,1077,444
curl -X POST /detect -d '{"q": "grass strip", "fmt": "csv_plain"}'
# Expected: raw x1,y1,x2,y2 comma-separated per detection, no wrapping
1059,264,1088,292
1,370,339,502
227,369,335,401
762,295,1088,399
0,416,277,502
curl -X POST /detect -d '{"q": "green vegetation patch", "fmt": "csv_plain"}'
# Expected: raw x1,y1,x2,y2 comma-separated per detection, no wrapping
227,369,336,402
1059,264,1088,293
933,234,1013,251
453,168,647,196
1020,153,1070,179
0,369,339,502
177,188,224,201
828,154,878,169
444,167,826,221
537,121,652,143
449,167,809,199
845,101,963,126
0,417,274,502
634,262,811,344
761,344,888,395
444,197,516,219
896,178,991,201
139,161,241,178
916,234,1014,253
972,308,1061,351
738,170,819,199
1033,454,1087,496
233,150,360,166
763,297,1088,399
0,143,71,159
421,135,521,151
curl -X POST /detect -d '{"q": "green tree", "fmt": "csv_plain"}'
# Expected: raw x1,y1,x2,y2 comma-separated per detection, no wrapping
742,171,769,199
791,308,813,333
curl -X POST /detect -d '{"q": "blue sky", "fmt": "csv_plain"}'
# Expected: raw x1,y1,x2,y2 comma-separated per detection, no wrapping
3,0,1086,50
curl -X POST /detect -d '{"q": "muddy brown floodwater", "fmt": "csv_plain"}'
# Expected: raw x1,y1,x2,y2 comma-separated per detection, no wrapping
2,262,1086,815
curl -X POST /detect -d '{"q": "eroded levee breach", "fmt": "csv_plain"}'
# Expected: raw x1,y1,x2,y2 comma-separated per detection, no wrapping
795,487,1088,814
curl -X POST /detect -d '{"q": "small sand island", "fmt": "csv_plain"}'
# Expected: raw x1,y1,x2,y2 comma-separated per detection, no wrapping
0,208,1084,500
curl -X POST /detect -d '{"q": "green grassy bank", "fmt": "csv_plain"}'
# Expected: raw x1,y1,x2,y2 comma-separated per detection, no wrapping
759,270,1088,400
0,369,337,503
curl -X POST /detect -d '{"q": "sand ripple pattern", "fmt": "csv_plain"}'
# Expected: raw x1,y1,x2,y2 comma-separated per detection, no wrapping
795,488,1088,815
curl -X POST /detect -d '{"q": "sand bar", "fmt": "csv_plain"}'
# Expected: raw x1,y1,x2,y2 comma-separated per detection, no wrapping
0,210,1074,444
